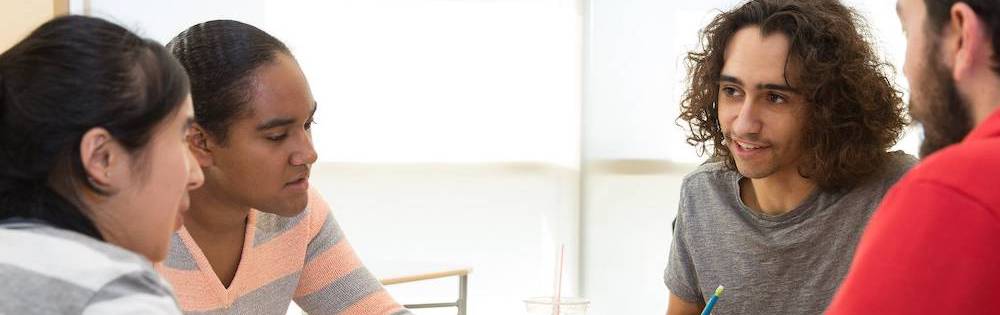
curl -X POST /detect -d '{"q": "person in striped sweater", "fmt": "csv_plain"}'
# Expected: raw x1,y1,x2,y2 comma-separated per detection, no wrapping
0,16,205,314
157,20,410,315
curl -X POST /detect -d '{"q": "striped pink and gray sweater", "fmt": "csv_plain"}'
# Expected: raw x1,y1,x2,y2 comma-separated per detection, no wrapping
156,188,409,315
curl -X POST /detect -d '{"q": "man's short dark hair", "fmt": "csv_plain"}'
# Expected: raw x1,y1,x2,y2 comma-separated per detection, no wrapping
924,0,1000,73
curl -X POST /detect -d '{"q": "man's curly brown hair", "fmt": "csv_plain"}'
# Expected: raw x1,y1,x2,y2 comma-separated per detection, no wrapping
678,0,907,191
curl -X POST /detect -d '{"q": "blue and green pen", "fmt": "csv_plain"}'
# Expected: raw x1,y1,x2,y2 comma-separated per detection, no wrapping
700,285,725,315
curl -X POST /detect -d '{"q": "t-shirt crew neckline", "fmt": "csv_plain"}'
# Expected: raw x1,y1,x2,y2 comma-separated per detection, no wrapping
728,171,823,227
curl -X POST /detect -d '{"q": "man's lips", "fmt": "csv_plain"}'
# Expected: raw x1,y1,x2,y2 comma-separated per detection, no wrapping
732,139,770,150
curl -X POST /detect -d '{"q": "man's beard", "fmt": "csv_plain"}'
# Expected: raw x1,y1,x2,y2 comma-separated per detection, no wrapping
910,43,974,158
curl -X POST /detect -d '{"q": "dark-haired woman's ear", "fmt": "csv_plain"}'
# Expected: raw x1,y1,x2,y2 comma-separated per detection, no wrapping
79,127,119,192
187,124,214,168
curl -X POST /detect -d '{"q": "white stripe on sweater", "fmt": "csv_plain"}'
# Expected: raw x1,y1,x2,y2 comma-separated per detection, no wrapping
82,293,181,315
0,229,144,291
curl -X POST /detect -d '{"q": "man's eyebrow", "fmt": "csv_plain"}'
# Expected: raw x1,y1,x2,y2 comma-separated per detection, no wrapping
719,74,743,85
759,83,798,93
721,74,798,93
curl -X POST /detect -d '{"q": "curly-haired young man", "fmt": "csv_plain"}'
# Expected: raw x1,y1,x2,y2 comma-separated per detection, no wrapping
664,1,916,314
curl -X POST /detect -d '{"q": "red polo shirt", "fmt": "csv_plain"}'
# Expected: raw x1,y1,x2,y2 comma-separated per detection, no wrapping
825,109,1000,314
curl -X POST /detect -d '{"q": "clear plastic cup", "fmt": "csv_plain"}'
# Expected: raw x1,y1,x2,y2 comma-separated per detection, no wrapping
523,297,590,315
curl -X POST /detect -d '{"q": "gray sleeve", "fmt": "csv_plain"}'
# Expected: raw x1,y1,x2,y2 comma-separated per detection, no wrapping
664,181,705,304
294,209,410,315
81,270,182,315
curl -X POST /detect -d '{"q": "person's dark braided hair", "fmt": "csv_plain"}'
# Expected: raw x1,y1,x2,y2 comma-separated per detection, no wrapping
168,20,291,144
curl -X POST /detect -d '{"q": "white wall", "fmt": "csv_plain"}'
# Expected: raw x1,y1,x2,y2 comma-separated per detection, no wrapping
311,162,580,315
83,0,582,168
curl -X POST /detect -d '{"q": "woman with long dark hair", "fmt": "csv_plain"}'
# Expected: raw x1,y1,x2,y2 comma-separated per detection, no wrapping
0,16,203,313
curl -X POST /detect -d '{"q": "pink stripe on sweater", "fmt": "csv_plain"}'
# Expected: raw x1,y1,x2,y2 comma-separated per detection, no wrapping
233,215,309,295
293,238,363,297
155,264,221,311
307,191,331,234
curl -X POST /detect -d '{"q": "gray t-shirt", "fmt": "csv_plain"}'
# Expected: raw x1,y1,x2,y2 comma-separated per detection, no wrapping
665,151,916,315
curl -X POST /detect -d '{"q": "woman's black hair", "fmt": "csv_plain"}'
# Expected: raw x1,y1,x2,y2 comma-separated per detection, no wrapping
0,15,190,239
167,20,290,143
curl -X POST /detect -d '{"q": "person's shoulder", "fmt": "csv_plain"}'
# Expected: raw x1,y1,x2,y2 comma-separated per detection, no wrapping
675,160,739,214
913,138,1000,180
0,224,176,314
306,186,332,216
900,139,1000,207
253,205,312,244
303,186,335,239
12,223,150,267
886,150,918,170
875,150,919,184
0,223,157,289
254,187,330,232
